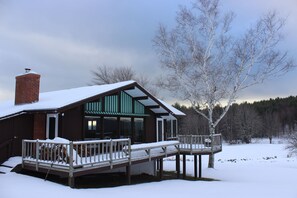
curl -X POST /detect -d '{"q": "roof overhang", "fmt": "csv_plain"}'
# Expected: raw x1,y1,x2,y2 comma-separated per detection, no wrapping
124,84,183,118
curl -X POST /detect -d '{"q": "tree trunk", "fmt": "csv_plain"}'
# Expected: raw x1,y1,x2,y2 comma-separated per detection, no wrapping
208,125,215,168
208,153,214,168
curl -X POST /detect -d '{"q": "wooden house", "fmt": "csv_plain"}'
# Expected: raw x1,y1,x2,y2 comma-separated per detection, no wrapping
0,69,185,164
0,69,223,187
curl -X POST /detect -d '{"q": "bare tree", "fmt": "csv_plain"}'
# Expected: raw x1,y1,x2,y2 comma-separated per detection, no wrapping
153,0,294,168
286,132,297,157
234,104,262,143
262,111,281,143
91,65,158,96
92,65,135,85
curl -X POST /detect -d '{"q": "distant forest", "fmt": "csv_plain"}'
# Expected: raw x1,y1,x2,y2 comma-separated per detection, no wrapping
174,96,297,143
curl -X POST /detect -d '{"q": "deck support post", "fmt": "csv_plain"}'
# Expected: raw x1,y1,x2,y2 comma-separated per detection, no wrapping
160,158,163,180
68,176,75,188
199,155,202,178
182,154,186,179
126,165,131,185
176,154,180,179
194,155,197,178
159,158,163,180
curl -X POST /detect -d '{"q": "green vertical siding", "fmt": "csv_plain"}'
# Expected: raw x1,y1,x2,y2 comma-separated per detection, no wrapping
84,99,102,113
105,95,118,112
84,92,147,116
134,100,145,114
121,91,132,113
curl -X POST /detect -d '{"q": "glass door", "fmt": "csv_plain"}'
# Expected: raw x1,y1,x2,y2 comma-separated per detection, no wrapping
46,114,58,139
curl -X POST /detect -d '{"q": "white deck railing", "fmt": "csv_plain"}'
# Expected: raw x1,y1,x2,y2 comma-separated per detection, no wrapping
22,138,131,171
178,134,222,154
22,134,222,172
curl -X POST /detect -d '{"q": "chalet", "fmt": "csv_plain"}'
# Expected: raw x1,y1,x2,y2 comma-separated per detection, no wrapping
0,69,222,187
0,69,184,162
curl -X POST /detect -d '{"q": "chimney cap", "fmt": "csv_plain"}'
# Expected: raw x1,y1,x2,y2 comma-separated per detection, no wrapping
16,68,39,77
25,68,31,73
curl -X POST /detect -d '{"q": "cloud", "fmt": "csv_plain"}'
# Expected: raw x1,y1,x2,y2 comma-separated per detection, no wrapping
0,0,296,104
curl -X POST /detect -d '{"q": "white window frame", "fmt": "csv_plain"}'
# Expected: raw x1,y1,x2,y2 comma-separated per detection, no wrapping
46,114,59,139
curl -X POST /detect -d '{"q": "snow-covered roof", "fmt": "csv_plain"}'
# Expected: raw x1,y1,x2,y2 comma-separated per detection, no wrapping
0,80,185,119
0,81,135,119
158,99,185,116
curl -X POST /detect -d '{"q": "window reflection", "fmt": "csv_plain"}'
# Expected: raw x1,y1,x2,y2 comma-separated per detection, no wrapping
134,118,144,143
120,117,131,138
104,117,117,139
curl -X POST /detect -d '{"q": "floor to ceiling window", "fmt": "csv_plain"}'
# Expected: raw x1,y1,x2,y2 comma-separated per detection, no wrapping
134,118,144,143
120,117,132,138
103,117,118,139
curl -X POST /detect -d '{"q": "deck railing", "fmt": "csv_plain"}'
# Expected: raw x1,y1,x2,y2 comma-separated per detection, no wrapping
22,134,222,172
22,138,131,171
178,134,222,154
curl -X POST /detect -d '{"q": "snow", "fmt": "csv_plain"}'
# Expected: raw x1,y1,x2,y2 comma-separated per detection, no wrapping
129,140,179,150
0,80,184,119
158,99,186,116
1,139,297,198
0,80,135,118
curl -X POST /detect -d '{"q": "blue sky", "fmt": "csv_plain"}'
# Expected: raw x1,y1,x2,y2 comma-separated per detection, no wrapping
0,0,296,104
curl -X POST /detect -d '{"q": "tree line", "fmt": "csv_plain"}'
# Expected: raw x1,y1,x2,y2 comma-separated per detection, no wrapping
174,96,297,144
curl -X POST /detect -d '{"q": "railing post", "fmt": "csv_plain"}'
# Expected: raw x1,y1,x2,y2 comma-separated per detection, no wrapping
22,140,25,168
190,135,193,154
35,140,39,171
126,138,131,185
68,141,75,188
110,139,113,168
128,138,131,165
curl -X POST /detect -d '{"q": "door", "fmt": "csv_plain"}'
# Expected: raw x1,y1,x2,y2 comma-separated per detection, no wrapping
156,118,164,142
46,114,59,139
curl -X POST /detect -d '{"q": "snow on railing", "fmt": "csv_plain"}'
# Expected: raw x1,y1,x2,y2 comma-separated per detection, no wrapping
123,141,180,161
22,135,222,172
178,134,222,153
22,138,131,171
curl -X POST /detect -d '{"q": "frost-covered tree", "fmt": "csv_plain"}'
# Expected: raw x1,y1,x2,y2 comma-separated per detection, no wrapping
153,0,294,168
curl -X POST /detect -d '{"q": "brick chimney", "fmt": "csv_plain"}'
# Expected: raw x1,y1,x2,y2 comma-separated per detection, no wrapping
15,68,41,105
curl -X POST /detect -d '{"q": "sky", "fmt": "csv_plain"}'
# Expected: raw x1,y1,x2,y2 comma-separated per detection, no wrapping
0,0,296,105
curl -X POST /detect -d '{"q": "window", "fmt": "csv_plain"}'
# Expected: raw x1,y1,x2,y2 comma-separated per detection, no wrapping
88,120,97,130
103,117,118,138
85,117,99,139
157,118,164,142
134,118,144,143
173,120,177,137
166,120,172,138
120,117,131,138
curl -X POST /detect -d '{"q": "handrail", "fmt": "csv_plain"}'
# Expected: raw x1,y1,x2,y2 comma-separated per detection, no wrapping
22,138,131,170
22,135,223,173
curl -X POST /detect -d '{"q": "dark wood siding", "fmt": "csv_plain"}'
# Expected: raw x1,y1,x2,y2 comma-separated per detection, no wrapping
0,114,33,163
144,110,156,143
60,105,84,141
33,114,46,139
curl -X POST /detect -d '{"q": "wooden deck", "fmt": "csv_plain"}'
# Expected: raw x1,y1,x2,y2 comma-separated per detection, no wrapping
21,134,222,187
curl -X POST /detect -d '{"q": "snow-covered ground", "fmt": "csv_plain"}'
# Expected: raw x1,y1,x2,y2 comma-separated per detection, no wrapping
1,139,297,198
